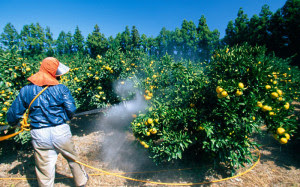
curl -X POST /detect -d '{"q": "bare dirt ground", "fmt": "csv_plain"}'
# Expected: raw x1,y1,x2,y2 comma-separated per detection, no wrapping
0,104,299,187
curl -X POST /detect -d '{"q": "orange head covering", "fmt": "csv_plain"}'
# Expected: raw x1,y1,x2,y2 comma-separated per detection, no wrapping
28,57,69,86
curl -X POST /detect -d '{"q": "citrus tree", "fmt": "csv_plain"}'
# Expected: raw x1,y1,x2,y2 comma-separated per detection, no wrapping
131,44,299,170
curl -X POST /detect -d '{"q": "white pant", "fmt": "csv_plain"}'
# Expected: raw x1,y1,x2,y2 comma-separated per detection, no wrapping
31,124,88,187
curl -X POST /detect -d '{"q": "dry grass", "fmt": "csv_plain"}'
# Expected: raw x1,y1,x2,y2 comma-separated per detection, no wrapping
0,105,299,187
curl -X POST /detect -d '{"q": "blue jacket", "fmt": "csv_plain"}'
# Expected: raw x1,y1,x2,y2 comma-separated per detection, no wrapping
7,84,76,129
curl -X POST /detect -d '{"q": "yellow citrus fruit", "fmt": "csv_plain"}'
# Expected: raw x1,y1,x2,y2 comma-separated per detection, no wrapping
276,89,283,96
273,80,277,84
26,67,31,71
235,90,243,96
257,101,263,108
155,119,159,123
279,137,288,144
216,86,223,93
276,127,285,135
284,133,290,140
0,113,3,117
144,95,152,100
144,144,149,148
150,128,157,134
197,126,204,131
221,91,228,97
252,116,255,121
147,118,153,124
262,105,269,112
190,103,195,108
2,107,7,111
269,111,275,116
284,103,289,110
278,97,283,101
238,82,244,89
265,85,271,89
271,92,279,99
146,131,151,136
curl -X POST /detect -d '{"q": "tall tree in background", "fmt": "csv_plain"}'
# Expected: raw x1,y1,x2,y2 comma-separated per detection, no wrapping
0,23,19,50
280,0,300,65
108,33,121,50
73,26,84,54
147,36,157,56
248,5,272,46
197,15,220,62
45,26,54,56
268,9,285,57
223,20,235,46
140,34,148,53
130,26,140,50
181,20,198,60
86,24,108,57
19,23,45,57
173,28,183,60
120,26,131,52
156,27,171,57
233,8,249,45
56,31,73,55
56,31,66,55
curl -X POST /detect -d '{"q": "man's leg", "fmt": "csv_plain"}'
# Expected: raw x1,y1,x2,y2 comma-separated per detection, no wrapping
52,124,88,186
31,128,58,187
33,147,58,187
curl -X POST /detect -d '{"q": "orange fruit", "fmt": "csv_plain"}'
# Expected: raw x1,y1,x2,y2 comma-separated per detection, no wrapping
284,103,289,110
257,101,263,108
276,127,285,135
279,137,288,144
276,89,283,96
150,128,157,134
284,133,290,140
216,86,223,93
221,91,228,97
144,95,152,100
269,112,275,116
271,92,279,99
235,90,243,96
265,85,271,90
238,82,244,89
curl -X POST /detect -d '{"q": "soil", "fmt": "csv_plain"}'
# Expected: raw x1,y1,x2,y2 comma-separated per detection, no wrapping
0,104,299,187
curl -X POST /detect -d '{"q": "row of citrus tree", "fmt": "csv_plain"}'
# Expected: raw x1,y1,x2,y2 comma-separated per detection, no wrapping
0,44,299,171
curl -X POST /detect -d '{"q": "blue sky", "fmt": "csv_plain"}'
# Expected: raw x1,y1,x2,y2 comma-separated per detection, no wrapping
0,0,286,39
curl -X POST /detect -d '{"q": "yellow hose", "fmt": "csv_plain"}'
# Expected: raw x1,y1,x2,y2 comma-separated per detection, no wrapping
0,147,261,186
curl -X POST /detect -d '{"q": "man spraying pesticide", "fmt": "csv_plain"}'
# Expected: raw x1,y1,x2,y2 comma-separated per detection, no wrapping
5,57,89,187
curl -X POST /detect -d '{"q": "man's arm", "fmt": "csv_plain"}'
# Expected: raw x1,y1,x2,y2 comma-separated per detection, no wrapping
62,86,77,120
6,89,27,125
